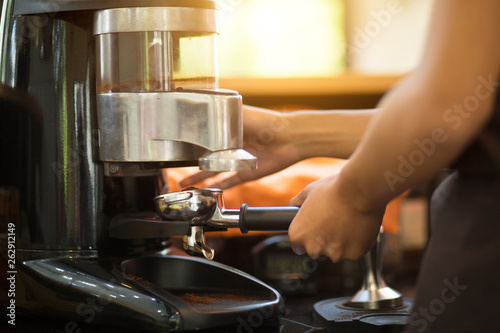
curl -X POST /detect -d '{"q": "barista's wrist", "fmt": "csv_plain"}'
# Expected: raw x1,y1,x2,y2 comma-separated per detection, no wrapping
283,111,330,160
336,163,388,215
279,112,309,161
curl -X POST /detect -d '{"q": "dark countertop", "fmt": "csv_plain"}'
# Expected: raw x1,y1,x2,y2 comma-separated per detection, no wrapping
1,292,416,333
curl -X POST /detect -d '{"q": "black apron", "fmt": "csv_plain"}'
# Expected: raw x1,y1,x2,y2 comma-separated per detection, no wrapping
405,79,500,333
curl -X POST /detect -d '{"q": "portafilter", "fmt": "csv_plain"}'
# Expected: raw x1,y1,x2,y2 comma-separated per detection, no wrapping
154,188,299,260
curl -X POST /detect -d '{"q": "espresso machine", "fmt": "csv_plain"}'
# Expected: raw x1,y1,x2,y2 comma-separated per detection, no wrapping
0,0,295,331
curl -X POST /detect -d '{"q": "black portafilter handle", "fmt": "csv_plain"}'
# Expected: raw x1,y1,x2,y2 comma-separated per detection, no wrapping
238,204,299,234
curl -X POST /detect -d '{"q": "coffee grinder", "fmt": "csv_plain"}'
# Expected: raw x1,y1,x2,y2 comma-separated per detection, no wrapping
0,1,289,331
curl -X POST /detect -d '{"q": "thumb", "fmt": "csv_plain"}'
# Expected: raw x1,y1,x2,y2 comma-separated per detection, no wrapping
289,188,309,207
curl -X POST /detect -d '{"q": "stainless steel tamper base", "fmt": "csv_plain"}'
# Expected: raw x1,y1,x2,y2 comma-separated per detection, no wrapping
346,286,403,310
345,230,404,310
313,230,410,331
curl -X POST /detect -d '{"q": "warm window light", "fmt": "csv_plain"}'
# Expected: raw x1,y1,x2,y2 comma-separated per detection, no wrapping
345,0,433,74
218,0,345,78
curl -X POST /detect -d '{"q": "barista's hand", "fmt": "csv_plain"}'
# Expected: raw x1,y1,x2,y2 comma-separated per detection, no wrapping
288,171,385,262
179,106,301,189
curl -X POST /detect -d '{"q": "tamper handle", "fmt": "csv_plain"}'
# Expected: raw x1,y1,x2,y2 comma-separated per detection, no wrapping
239,204,299,234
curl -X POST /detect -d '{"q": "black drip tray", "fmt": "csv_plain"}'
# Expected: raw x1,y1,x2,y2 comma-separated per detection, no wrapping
121,255,285,331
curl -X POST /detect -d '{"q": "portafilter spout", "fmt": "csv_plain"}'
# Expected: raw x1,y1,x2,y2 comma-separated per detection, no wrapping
154,188,298,259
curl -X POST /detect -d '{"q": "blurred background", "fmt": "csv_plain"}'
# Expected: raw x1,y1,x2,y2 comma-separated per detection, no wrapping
217,0,433,109
218,0,433,77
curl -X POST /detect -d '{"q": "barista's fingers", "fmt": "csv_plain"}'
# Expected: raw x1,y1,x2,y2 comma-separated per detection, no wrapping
290,242,306,255
289,179,319,206
179,171,220,188
288,215,322,258
322,241,343,263
293,237,329,260
204,170,258,190
306,242,325,260
204,176,237,189
291,227,343,262
289,188,308,206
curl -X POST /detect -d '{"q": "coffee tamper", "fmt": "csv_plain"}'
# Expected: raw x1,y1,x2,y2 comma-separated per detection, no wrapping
313,229,413,332
346,230,403,309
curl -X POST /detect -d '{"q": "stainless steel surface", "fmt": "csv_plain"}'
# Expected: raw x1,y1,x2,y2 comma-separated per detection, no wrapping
155,188,239,258
346,231,403,310
199,148,258,171
156,188,298,232
97,91,256,170
155,188,298,259
155,188,220,224
94,7,219,35
155,188,237,259
0,0,8,59
207,206,240,229
182,225,215,260
93,7,255,172
155,188,240,229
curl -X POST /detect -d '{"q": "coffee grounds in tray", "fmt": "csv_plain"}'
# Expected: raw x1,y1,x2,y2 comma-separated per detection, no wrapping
125,274,269,311
178,292,264,310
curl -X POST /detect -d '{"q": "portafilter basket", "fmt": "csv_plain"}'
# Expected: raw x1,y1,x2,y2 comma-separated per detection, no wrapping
155,188,221,225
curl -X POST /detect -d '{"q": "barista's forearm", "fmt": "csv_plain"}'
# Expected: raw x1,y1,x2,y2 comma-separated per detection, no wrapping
336,0,500,213
284,109,375,160
339,75,496,213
